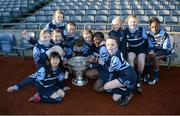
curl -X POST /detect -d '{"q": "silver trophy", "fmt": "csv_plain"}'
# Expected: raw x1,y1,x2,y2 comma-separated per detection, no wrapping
67,56,89,86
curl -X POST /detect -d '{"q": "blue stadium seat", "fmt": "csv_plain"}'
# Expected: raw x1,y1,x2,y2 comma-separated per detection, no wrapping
164,16,178,24
86,10,96,15
154,4,163,10
75,10,85,16
99,5,109,10
138,16,149,23
108,15,119,23
79,5,88,10
131,5,141,10
133,10,144,15
97,10,109,16
70,16,82,23
69,6,78,10
109,10,120,15
44,11,54,16
89,5,99,10
65,10,75,16
121,10,132,15
92,25,106,30
158,10,170,16
95,16,108,23
36,16,47,23
0,32,15,56
83,16,94,23
172,10,180,16
26,16,36,22
173,26,180,32
26,24,39,29
164,5,176,10
145,10,157,16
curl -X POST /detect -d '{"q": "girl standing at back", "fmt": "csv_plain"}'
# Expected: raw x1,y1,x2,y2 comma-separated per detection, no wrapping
109,17,126,58
124,15,147,94
46,10,66,32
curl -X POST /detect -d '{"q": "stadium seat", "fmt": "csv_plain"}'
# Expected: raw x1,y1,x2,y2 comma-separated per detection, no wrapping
97,10,109,16
0,32,15,56
158,10,170,16
164,16,178,24
95,16,108,23
83,16,94,23
70,16,82,23
109,10,120,15
86,10,96,15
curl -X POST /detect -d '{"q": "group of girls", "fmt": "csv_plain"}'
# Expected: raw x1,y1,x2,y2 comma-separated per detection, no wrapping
7,10,172,106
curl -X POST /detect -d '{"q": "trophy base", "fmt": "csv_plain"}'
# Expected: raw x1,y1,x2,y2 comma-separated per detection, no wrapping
72,77,88,86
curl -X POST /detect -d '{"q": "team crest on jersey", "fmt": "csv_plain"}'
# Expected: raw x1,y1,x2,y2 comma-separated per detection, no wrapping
40,49,45,53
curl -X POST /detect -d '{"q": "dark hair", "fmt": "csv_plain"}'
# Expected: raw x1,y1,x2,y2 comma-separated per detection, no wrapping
46,52,64,76
67,21,76,27
149,17,160,26
51,28,63,36
93,32,104,41
73,38,84,47
106,36,120,47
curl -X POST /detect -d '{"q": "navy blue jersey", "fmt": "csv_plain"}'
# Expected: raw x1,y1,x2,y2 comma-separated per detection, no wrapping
49,39,64,49
46,20,66,32
109,49,137,89
33,42,50,69
72,44,88,57
35,67,64,88
147,29,171,53
124,27,147,48
83,41,96,56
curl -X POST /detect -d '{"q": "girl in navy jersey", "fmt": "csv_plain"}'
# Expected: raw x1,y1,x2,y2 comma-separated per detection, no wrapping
82,29,96,56
7,52,66,103
102,37,137,106
109,17,126,58
46,10,66,32
124,15,148,94
144,17,172,85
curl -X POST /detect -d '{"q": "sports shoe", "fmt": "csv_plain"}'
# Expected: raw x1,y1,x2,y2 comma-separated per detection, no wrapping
118,93,133,106
144,74,150,83
28,95,41,103
137,83,143,95
148,78,159,85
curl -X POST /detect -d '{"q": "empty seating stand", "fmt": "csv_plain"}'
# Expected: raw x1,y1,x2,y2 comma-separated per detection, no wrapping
0,0,179,31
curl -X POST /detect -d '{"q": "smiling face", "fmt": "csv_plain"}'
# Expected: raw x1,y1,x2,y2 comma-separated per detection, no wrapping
40,33,51,46
50,57,60,67
106,38,118,55
83,33,93,44
150,21,160,35
67,24,76,36
54,13,63,23
51,32,63,43
112,18,122,31
128,17,137,30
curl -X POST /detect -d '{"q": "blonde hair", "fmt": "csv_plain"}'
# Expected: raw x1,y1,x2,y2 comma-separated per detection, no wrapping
125,15,139,24
53,10,64,19
82,29,93,37
40,28,50,39
112,17,123,25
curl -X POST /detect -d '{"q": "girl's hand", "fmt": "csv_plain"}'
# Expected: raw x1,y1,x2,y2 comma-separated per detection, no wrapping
21,30,30,39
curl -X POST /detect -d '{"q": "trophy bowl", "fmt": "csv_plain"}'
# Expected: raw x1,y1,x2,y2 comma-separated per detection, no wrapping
67,56,89,86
